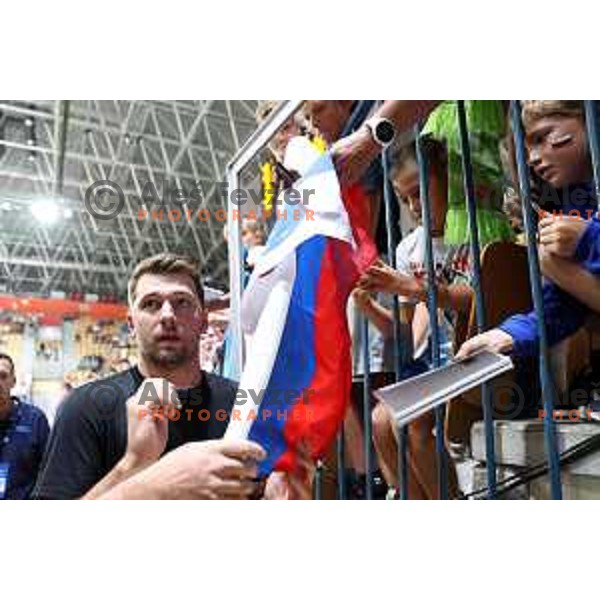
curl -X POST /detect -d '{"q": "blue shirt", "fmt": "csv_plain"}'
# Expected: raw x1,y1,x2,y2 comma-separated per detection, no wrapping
500,185,600,357
0,399,50,499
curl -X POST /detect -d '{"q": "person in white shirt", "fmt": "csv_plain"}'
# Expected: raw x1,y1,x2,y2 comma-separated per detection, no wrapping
356,138,469,498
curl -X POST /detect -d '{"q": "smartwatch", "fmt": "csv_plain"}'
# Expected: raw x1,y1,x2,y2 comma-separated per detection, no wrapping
364,117,397,148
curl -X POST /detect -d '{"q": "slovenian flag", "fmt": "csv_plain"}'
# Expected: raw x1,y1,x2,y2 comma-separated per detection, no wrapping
225,137,377,476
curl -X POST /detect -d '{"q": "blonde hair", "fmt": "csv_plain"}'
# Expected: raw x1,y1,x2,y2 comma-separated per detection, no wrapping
128,253,203,307
241,219,266,244
521,101,584,130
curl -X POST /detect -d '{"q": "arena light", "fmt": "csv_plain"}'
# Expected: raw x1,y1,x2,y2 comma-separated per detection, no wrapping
30,198,60,225
30,197,74,225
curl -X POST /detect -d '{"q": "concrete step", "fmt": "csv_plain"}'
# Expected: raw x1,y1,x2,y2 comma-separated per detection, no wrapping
471,420,600,475
470,420,600,499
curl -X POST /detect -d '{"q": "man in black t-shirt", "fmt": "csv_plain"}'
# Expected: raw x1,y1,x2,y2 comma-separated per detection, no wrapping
33,253,268,500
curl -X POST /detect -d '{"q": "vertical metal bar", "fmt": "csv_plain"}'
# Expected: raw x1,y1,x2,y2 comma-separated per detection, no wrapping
381,147,409,499
381,149,411,371
341,101,377,137
52,100,70,197
415,125,449,499
337,100,376,501
584,101,600,203
226,164,244,382
362,316,374,499
396,431,408,500
227,101,305,380
314,459,324,500
509,101,562,500
336,429,347,499
455,101,497,499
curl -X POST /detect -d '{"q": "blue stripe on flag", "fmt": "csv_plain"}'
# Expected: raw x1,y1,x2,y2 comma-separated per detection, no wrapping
248,235,327,475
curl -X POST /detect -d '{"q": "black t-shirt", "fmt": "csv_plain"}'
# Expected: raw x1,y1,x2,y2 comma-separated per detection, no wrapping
32,367,237,499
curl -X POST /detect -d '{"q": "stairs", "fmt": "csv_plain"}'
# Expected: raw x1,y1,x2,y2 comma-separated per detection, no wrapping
468,419,600,499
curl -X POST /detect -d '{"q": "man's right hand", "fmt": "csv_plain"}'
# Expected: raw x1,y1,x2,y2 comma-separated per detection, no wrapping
132,439,267,500
122,378,182,471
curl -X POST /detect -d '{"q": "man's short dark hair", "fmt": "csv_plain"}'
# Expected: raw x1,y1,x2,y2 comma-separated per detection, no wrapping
128,253,204,307
0,353,15,374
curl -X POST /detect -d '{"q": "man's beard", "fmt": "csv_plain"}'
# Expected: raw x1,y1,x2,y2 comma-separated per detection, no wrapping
143,344,191,368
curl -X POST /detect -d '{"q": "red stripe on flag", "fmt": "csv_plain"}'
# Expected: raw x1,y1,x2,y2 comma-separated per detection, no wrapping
274,238,355,474
341,183,379,273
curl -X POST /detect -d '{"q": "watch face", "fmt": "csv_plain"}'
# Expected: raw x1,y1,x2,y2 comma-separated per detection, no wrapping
375,120,395,144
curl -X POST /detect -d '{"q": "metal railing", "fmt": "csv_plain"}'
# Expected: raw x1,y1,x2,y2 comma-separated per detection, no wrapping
226,100,600,500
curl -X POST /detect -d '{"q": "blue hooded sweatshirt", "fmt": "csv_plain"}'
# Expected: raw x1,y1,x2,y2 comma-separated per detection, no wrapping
500,184,600,357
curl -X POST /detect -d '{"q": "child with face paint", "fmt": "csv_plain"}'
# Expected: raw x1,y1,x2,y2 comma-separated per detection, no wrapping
457,101,600,360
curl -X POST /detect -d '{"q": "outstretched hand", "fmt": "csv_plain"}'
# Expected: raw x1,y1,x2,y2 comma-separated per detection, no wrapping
455,329,514,361
330,127,379,187
359,260,420,298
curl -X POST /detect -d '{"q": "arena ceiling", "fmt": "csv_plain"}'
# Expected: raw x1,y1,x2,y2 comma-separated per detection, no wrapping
0,100,260,299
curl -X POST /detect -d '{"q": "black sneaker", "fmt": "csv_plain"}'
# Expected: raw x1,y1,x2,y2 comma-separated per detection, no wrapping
347,470,388,500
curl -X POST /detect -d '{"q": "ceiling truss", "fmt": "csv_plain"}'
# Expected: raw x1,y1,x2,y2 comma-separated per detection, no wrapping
0,100,260,298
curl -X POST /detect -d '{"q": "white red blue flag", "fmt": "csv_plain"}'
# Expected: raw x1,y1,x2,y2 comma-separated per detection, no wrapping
225,137,377,476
